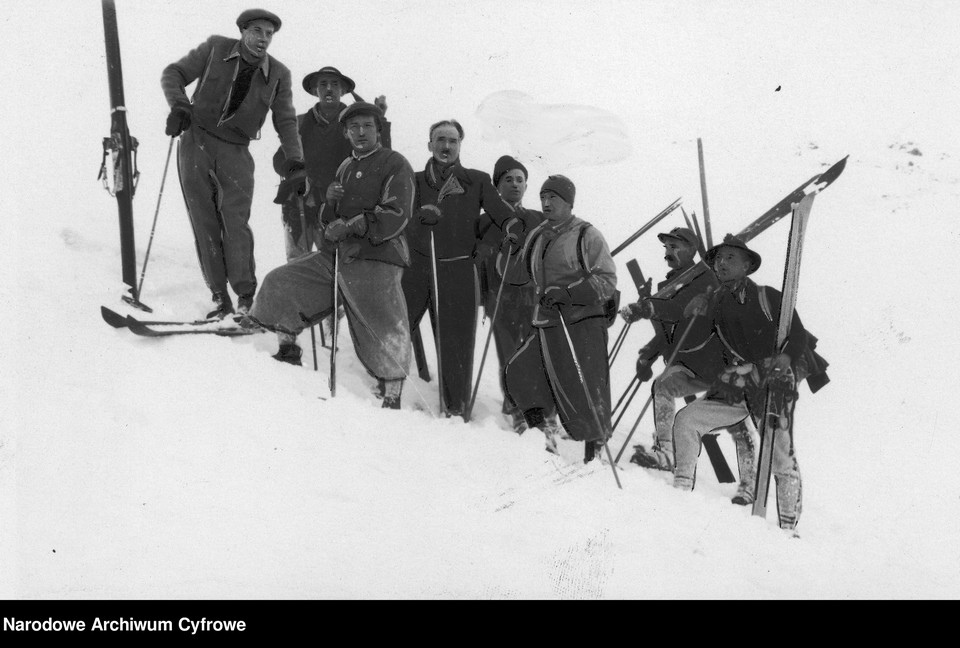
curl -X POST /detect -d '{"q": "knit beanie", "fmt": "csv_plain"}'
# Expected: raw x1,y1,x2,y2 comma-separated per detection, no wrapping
540,174,576,206
492,155,528,187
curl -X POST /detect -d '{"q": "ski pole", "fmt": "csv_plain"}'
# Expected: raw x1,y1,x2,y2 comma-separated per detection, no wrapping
330,247,339,397
429,231,445,415
612,377,642,431
614,307,705,465
310,326,318,371
557,312,621,490
607,321,632,366
611,374,638,420
610,197,681,257
464,246,516,422
135,135,175,299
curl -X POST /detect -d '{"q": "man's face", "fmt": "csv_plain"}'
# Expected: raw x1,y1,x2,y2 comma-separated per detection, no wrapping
314,76,343,109
540,191,572,223
663,240,696,270
240,19,275,59
344,115,379,153
713,246,752,284
428,125,461,165
497,170,527,206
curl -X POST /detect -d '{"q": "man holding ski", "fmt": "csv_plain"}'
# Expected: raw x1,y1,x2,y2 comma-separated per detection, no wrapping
247,102,415,409
672,234,828,531
402,120,519,419
622,227,756,504
161,9,305,319
503,175,618,461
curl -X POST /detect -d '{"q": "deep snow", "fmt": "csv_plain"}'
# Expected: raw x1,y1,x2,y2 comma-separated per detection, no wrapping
2,0,959,599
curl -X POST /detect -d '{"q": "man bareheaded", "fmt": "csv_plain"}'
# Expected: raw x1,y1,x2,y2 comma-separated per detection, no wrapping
428,120,463,166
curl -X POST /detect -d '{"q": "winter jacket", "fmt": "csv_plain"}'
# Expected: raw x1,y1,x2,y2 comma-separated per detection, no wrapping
521,216,617,328
320,145,415,267
271,103,393,229
638,263,724,379
161,35,302,162
476,205,544,294
408,160,515,260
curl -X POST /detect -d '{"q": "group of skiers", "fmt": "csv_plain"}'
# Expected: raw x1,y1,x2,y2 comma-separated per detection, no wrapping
160,9,829,532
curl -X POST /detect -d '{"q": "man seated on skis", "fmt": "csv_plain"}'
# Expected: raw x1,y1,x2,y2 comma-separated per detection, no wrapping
246,102,416,409
671,234,828,532
620,227,756,505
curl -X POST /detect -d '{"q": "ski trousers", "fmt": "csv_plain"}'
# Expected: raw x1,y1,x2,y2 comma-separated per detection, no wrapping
177,127,257,298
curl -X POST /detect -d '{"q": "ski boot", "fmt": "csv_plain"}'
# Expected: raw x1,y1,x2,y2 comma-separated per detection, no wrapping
381,379,403,410
272,343,303,366
207,292,235,319
630,441,675,472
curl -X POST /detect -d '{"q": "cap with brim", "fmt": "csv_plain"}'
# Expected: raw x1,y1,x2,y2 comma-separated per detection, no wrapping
657,227,698,248
339,101,384,126
704,234,762,274
302,66,356,95
236,9,282,32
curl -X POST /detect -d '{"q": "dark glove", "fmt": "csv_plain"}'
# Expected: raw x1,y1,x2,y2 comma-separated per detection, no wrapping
636,357,654,383
274,160,308,205
324,214,368,243
540,287,571,309
501,216,526,251
683,293,710,318
620,300,652,323
418,204,442,225
711,380,745,406
165,103,192,137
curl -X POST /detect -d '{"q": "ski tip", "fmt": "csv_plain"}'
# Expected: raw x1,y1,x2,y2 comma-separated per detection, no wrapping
100,305,128,328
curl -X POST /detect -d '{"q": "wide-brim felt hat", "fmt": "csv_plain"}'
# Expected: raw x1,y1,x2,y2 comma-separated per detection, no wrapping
704,233,762,274
236,9,282,32
302,66,356,95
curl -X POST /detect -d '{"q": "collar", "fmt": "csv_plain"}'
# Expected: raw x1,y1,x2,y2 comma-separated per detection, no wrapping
722,277,751,303
351,143,383,161
311,102,347,126
424,159,471,187
545,214,577,235
224,41,271,80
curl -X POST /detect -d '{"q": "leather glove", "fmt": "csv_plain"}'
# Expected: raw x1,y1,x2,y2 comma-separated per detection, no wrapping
501,216,526,251
324,214,368,243
165,102,192,137
636,357,654,383
620,300,652,323
540,287,571,309
418,204,442,225
274,159,308,204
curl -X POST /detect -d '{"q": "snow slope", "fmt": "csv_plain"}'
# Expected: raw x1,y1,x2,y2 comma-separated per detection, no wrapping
2,0,959,599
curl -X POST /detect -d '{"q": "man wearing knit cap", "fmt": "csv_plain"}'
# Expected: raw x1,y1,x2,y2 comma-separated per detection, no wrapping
273,66,391,261
402,120,522,419
161,9,303,319
503,175,618,461
620,227,756,504
475,156,560,434
672,234,829,532
247,102,415,409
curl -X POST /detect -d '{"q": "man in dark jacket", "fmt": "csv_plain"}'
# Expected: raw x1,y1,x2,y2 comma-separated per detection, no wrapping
621,228,756,505
673,234,828,532
475,156,558,434
272,67,391,260
247,103,414,408
162,9,304,319
503,176,618,461
402,120,518,418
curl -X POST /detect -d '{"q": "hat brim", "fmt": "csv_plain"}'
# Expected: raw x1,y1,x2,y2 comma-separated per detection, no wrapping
705,244,762,274
657,232,698,246
302,71,356,95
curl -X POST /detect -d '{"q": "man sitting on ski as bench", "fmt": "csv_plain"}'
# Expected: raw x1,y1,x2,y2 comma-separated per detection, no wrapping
672,234,828,532
245,102,416,409
620,227,756,505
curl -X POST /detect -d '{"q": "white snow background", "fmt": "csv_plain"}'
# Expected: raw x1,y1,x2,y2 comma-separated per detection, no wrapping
1,0,959,599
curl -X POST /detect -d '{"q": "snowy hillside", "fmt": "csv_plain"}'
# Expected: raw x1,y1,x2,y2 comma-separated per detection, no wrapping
2,1,959,599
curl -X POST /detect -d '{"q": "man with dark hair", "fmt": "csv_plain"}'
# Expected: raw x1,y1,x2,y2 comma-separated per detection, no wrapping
475,156,558,433
503,175,618,460
247,102,415,409
161,9,304,318
673,234,829,532
273,66,390,260
403,120,520,418
621,227,757,505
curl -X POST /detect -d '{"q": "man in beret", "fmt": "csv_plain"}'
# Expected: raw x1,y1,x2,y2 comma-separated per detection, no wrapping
673,234,829,532
503,175,618,461
273,66,390,261
621,227,756,504
161,9,304,319
475,156,558,433
247,103,415,409
402,120,521,419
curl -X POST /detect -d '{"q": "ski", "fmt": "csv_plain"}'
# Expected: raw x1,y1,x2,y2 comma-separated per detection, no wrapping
653,156,847,301
99,0,149,312
752,192,816,519
101,306,219,329
123,317,264,338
